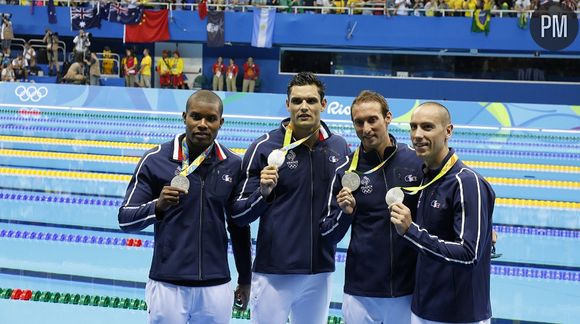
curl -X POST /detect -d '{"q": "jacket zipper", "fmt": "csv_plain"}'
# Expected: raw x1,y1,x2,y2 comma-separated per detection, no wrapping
199,178,204,280
309,149,314,274
379,152,394,297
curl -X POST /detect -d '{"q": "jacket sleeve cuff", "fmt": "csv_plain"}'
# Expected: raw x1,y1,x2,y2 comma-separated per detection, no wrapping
403,222,420,241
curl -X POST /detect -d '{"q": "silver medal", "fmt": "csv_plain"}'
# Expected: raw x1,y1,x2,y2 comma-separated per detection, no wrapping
267,149,286,168
341,172,361,191
385,187,405,207
171,175,190,193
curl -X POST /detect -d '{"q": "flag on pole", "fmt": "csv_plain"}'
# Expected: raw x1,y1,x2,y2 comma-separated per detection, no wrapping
198,0,208,20
47,0,57,24
207,11,225,47
71,7,101,31
471,9,491,35
108,3,143,24
251,8,276,48
124,10,170,43
517,13,528,29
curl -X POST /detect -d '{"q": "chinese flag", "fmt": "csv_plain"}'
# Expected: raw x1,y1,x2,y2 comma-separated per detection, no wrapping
198,0,208,20
124,10,170,43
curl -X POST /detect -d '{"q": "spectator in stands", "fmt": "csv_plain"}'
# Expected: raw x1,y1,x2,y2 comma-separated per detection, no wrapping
123,48,138,87
302,0,317,12
464,0,477,16
1,14,13,57
226,57,238,92
482,0,493,10
347,0,364,14
448,0,462,16
395,0,412,14
23,41,36,70
332,0,346,14
63,56,86,84
212,56,226,91
424,0,438,16
102,46,115,75
88,52,100,86
514,0,531,16
384,0,396,16
242,57,259,92
0,51,8,66
278,0,301,12
171,50,185,89
139,48,152,88
73,29,90,61
12,54,28,82
43,29,60,76
413,0,425,15
1,63,15,82
317,0,333,13
156,49,172,88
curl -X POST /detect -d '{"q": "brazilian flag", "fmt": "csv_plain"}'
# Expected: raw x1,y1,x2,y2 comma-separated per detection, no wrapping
518,14,529,30
471,9,491,35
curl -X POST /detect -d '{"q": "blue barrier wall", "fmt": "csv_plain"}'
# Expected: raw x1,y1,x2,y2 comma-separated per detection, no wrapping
3,4,579,52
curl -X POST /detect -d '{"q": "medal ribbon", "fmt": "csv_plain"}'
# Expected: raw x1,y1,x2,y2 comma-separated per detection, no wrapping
180,137,214,177
401,153,459,195
346,145,397,175
279,123,319,156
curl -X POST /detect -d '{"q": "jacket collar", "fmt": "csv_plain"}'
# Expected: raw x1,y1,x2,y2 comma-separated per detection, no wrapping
359,133,398,162
171,133,227,162
423,147,455,177
279,117,331,142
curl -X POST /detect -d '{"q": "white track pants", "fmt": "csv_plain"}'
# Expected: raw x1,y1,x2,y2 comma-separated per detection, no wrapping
342,293,412,324
146,279,233,324
250,272,332,324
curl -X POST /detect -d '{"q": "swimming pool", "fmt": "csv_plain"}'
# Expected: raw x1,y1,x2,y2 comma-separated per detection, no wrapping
0,106,578,324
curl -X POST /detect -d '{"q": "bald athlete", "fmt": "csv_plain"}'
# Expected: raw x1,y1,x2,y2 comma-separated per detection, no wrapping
390,102,496,324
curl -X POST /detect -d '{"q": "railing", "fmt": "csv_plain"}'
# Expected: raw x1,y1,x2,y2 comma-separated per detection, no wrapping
96,52,121,78
67,51,122,78
11,37,66,66
16,0,578,17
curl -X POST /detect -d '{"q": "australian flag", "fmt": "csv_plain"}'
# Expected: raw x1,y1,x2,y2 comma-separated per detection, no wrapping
47,0,57,24
108,3,143,24
71,7,101,30
99,2,111,21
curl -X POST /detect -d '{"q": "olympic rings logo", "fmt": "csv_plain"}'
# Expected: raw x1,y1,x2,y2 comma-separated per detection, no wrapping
14,86,49,102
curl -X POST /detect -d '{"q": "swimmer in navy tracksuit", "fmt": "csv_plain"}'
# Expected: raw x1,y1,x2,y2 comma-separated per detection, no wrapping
390,102,495,324
118,90,252,324
229,72,349,324
320,91,423,324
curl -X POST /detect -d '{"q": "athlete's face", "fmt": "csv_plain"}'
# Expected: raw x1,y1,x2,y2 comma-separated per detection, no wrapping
352,101,392,153
410,105,453,167
182,100,223,149
286,85,326,132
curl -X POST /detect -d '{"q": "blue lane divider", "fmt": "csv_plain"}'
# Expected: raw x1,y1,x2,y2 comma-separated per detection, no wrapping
2,226,579,282
0,115,183,130
3,125,580,160
493,225,580,239
4,115,579,150
0,229,152,248
491,264,580,282
0,124,174,139
1,191,578,239
3,228,580,283
0,192,122,207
